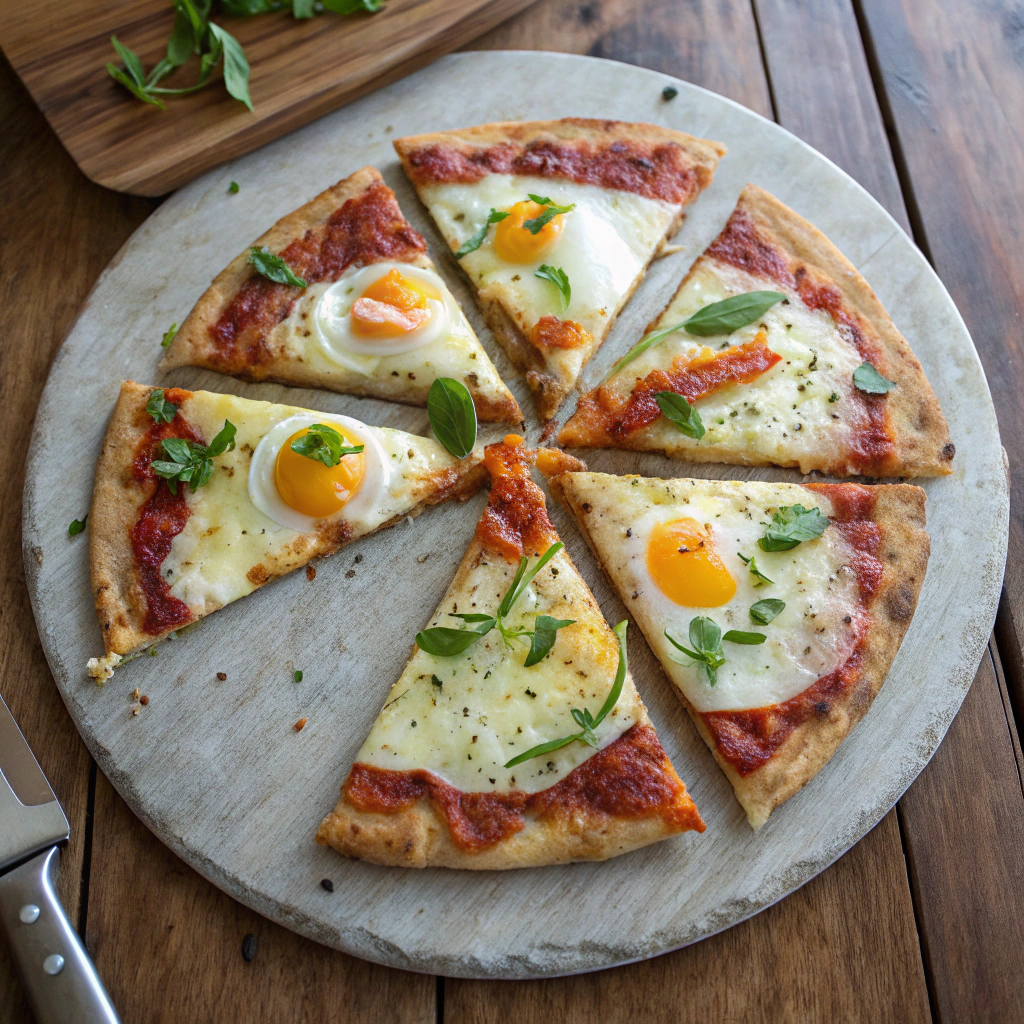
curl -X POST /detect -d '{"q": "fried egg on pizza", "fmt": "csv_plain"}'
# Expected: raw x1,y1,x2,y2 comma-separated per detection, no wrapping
87,381,485,678
546,469,929,829
162,167,520,424
393,119,726,420
316,438,704,868
560,184,953,478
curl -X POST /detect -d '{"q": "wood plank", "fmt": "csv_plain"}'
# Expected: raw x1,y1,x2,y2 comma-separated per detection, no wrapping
446,811,930,1024
0,0,539,195
0,53,155,1023
85,772,435,1024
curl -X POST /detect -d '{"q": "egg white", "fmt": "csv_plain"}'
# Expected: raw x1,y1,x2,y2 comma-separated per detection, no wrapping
314,263,457,371
247,412,391,533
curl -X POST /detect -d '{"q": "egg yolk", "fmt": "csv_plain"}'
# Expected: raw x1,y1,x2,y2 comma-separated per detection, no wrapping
646,518,736,607
350,269,440,338
493,200,565,263
274,429,365,519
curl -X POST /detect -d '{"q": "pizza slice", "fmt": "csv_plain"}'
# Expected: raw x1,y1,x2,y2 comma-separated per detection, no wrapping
161,167,520,424
316,438,704,868
393,119,726,420
560,184,954,478
545,468,929,829
87,381,486,679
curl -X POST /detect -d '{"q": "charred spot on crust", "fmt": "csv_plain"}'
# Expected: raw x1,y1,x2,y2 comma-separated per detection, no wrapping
884,584,916,623
246,564,270,586
941,442,956,461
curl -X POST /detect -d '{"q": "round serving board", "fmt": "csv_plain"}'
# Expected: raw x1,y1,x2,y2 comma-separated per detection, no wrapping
23,52,1007,979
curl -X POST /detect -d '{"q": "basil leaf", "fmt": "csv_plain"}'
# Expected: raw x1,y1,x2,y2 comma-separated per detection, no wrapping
593,620,628,726
737,552,774,587
427,377,477,458
758,504,829,551
321,0,384,11
205,420,237,457
152,420,235,493
248,246,307,287
146,388,178,424
723,630,766,645
853,361,895,394
68,516,88,538
455,209,508,259
208,23,252,110
655,392,705,439
229,181,240,194
415,621,494,657
290,423,362,467
682,291,787,337
159,438,192,464
293,0,316,15
161,323,179,348
107,62,166,108
111,36,147,88
523,196,575,234
689,615,722,657
498,543,562,619
535,265,571,311
524,615,575,667
603,321,689,382
166,9,196,65
451,613,496,623
750,598,786,625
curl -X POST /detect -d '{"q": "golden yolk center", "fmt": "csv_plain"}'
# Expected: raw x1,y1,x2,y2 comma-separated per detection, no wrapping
350,268,439,338
274,429,365,519
493,200,565,263
646,518,736,608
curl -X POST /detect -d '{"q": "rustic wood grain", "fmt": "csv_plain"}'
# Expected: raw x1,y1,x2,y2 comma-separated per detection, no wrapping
86,772,436,1024
0,0,539,195
446,810,930,1024
0,53,155,1023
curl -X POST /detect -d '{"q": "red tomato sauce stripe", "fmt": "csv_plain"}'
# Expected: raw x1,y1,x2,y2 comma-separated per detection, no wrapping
343,724,703,853
130,389,202,636
699,484,883,776
208,183,426,367
400,136,707,205
475,441,559,561
705,208,895,473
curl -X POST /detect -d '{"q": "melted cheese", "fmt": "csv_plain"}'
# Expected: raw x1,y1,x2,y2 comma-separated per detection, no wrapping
562,474,862,713
356,546,641,794
603,261,868,473
161,390,470,615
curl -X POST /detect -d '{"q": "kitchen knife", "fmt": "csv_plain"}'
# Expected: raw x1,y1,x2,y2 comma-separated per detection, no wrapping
0,693,120,1023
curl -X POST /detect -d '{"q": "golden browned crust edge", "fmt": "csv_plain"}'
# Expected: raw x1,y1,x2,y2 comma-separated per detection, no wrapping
88,381,488,661
549,472,930,830
161,166,521,424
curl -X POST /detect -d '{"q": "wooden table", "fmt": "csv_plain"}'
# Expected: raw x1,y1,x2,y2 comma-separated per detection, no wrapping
2,1,1023,1020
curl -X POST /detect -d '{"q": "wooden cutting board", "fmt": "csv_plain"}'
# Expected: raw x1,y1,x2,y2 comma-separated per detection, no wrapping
0,0,536,196
22,53,1007,978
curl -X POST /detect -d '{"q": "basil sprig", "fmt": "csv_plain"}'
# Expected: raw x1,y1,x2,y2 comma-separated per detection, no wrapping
853,361,895,394
758,505,829,551
146,389,178,424
455,209,509,259
161,323,179,348
416,543,574,665
535,265,571,310
655,392,705,439
504,620,628,768
523,194,576,234
427,377,477,458
151,420,236,494
68,516,88,538
290,423,363,467
665,616,766,686
738,552,774,587
750,598,785,625
248,247,307,287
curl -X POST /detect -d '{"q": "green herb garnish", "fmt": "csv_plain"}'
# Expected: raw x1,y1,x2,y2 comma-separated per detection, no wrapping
829,391,840,403
758,505,829,551
504,620,627,768
535,265,571,311
146,388,178,424
853,361,895,394
248,247,307,287
666,616,766,685
151,420,236,494
427,377,477,458
721,629,766,645
523,194,576,234
161,323,179,348
289,423,363,467
525,615,576,668
229,181,240,193
681,291,787,337
68,516,88,538
294,669,303,682
737,552,774,587
654,392,705,439
455,209,509,259
750,598,785,625
662,85,678,101
604,321,690,381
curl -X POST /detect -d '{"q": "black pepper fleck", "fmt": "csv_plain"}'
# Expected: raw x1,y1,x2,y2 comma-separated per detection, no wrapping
241,933,257,962
320,878,335,893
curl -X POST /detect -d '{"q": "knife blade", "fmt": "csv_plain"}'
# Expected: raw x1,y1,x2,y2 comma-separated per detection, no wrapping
0,693,120,1023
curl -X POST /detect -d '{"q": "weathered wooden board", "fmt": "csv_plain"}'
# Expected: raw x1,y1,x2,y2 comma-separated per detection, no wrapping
21,52,1006,978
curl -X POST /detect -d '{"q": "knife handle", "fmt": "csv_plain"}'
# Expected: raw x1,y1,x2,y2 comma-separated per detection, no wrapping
0,846,120,1024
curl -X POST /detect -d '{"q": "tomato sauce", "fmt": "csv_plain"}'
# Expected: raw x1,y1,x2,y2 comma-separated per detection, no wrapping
529,315,589,350
699,484,884,775
209,183,426,366
344,724,703,852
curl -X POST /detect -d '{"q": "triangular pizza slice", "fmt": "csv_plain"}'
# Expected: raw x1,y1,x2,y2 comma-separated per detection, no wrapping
87,381,485,678
560,184,954,477
393,119,726,420
316,438,704,868
546,468,929,829
162,167,520,424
